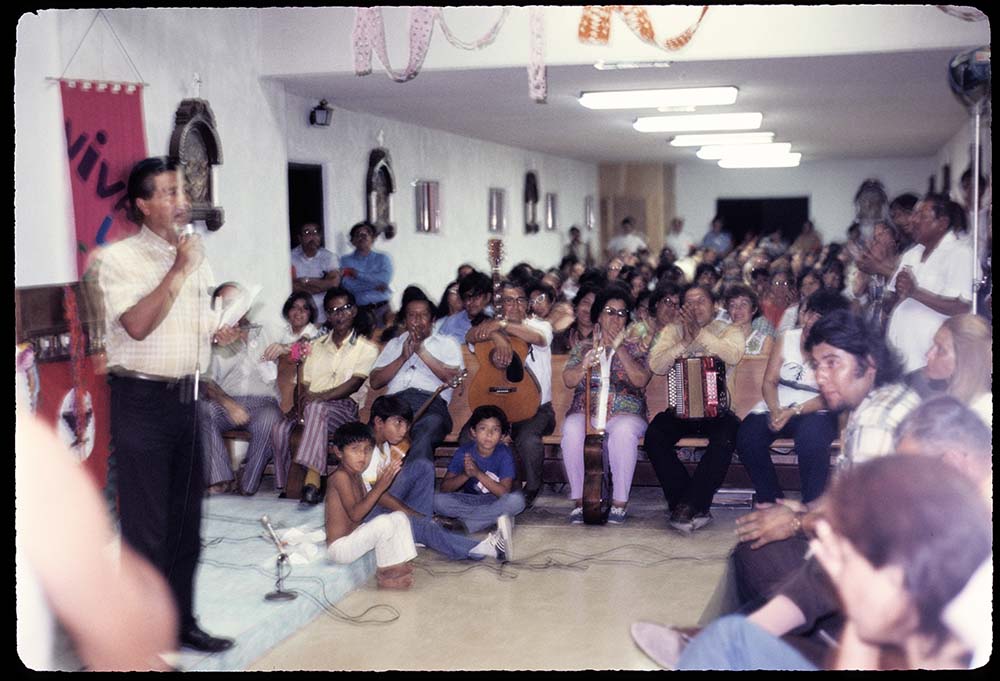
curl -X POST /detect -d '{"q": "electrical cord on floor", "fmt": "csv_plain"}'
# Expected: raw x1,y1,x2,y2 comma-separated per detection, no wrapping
412,543,730,580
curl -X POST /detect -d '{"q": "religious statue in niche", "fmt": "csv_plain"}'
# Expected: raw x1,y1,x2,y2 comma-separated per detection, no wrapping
853,178,888,244
168,98,224,230
524,171,540,234
366,147,396,239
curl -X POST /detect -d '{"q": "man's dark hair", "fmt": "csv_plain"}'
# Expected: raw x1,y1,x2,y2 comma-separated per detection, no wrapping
282,291,318,325
802,288,850,317
468,404,510,436
369,395,414,426
349,221,376,240
889,193,919,212
894,395,991,460
458,271,492,299
210,282,241,311
323,286,357,309
649,283,682,311
805,310,904,387
750,267,771,282
695,262,720,283
578,267,607,290
126,157,178,224
332,421,376,450
590,283,634,325
507,262,541,289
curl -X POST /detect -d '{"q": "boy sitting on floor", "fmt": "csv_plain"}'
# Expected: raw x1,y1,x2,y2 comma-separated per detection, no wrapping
325,421,415,589
331,421,514,567
362,395,435,518
433,405,526,535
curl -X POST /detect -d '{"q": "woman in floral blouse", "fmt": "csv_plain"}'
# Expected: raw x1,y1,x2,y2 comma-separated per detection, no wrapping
560,284,651,524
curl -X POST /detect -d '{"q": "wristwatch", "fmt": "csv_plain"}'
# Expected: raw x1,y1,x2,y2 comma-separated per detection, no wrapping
792,403,803,415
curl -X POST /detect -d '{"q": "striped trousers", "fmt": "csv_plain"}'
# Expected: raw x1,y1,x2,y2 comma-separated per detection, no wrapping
271,398,358,489
199,394,283,494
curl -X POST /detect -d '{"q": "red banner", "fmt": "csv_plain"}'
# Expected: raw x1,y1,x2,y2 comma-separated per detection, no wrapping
60,81,148,279
35,355,111,491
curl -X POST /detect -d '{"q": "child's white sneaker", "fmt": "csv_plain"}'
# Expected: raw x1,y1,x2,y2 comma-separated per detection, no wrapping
569,506,584,524
496,514,514,562
608,506,627,524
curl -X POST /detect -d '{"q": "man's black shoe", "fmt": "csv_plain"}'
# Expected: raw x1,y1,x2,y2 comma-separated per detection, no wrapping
180,624,234,653
300,484,321,505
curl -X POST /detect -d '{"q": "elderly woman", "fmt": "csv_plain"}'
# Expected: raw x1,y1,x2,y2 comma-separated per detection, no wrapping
736,289,851,504
561,284,650,524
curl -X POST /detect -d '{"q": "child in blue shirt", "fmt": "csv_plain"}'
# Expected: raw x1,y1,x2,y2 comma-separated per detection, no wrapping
433,405,526,540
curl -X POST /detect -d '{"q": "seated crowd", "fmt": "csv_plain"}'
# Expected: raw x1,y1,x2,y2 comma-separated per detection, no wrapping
200,189,990,670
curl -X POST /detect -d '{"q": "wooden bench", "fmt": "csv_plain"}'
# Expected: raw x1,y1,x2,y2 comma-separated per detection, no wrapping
225,346,837,494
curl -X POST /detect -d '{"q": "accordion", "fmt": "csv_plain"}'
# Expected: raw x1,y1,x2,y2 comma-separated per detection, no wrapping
666,356,729,418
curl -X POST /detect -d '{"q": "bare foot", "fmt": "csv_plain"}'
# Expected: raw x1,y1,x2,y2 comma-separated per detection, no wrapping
376,568,414,589
377,563,414,579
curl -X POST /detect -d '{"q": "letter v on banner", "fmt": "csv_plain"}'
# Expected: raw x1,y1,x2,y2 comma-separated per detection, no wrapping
60,80,148,279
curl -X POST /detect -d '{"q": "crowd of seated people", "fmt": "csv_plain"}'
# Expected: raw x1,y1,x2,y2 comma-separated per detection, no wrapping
191,186,989,668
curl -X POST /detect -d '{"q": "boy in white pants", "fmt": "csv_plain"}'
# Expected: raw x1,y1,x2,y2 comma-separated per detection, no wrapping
325,422,416,588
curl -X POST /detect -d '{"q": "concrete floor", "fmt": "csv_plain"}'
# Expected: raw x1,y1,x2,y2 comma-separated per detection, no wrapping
246,487,745,671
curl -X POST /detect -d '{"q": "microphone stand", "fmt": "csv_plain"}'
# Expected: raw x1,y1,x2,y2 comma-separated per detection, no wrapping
261,515,297,601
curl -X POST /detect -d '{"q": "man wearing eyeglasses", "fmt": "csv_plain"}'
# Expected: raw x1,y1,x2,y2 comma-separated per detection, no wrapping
291,222,341,325
434,271,493,342
645,284,746,534
467,281,555,508
199,283,284,497
271,287,379,504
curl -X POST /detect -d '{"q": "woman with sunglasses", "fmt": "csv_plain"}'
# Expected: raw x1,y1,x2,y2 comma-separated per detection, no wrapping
560,284,650,524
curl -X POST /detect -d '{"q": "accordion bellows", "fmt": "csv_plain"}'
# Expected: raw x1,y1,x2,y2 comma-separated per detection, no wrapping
667,356,729,418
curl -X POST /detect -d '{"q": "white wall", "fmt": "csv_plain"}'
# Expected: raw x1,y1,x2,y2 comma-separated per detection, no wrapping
936,113,992,200
260,6,989,76
284,92,598,308
674,156,936,244
15,8,292,324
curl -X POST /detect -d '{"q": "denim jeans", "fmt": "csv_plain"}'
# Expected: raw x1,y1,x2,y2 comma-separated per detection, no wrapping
432,490,526,533
677,615,818,671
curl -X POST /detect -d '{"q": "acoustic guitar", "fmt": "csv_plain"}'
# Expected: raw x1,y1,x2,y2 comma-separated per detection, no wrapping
582,342,612,525
466,238,542,423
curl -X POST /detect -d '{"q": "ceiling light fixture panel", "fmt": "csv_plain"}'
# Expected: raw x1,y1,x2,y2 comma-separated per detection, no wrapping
670,132,775,147
634,112,762,133
719,153,802,168
697,142,792,160
579,86,737,110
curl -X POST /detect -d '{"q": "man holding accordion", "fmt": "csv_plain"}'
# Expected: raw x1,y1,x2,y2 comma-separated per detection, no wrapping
645,284,746,534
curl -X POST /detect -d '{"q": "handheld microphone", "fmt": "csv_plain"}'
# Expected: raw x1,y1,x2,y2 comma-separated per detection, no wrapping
180,223,196,238
260,515,286,556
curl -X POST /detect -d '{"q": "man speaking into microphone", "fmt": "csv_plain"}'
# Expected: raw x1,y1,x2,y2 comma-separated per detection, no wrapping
94,157,239,653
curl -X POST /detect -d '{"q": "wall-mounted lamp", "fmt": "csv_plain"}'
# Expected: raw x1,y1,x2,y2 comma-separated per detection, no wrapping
309,99,333,127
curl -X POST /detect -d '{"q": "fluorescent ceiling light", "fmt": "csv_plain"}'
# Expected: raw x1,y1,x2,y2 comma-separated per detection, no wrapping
634,112,762,133
579,87,737,110
719,153,802,168
697,142,792,160
670,132,775,147
593,60,672,70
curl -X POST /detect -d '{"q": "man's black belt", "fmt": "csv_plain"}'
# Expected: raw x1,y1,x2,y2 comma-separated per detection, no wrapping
109,368,197,384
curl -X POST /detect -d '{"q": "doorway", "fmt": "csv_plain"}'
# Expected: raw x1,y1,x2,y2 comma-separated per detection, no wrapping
716,196,809,247
287,163,325,249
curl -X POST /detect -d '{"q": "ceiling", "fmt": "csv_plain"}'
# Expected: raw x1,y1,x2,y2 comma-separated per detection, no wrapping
275,47,978,165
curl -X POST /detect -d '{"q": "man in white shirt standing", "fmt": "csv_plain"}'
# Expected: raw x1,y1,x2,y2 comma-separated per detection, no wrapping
885,194,973,372
290,222,341,326
369,292,465,463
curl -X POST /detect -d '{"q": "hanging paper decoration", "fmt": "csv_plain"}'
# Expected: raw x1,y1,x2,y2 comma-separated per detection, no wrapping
528,6,547,103
60,80,148,278
579,5,710,52
353,6,545,101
